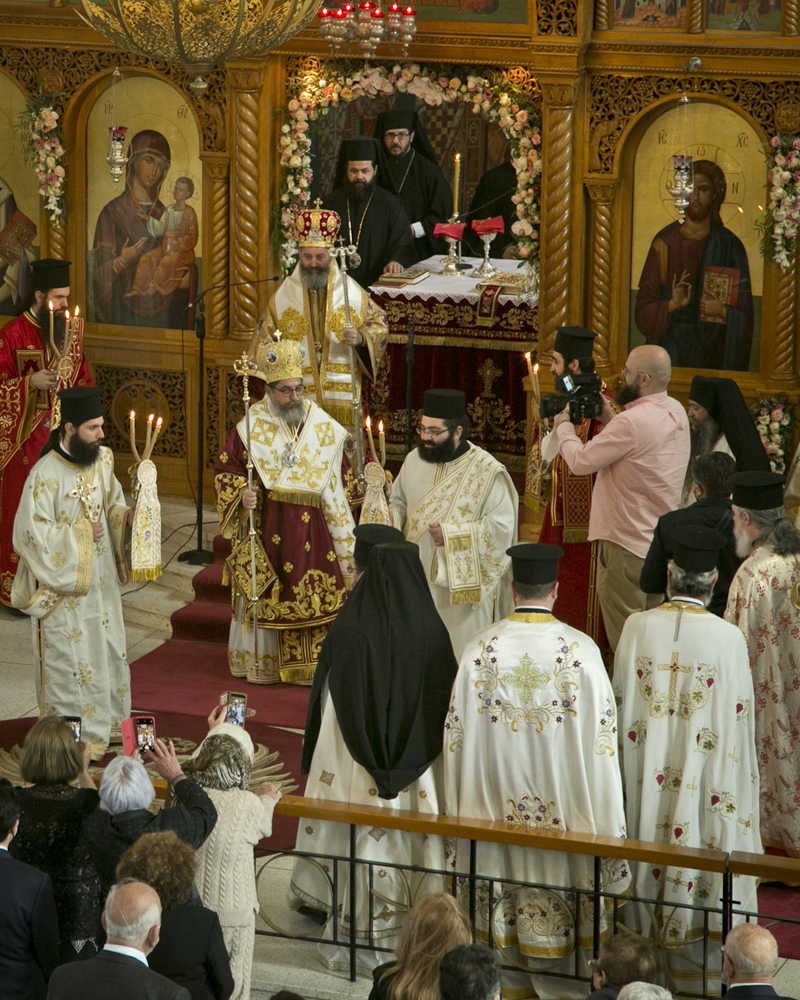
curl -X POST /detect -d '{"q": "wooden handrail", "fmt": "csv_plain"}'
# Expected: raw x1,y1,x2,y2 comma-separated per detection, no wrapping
274,795,800,885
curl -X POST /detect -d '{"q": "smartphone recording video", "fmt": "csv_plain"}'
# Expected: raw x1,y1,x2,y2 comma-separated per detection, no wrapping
225,692,247,727
61,716,81,743
136,717,156,753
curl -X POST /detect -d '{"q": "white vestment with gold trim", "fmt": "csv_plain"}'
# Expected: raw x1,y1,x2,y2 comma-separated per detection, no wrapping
725,547,800,852
444,612,630,1000
616,599,761,993
11,446,131,750
389,444,518,659
255,263,387,433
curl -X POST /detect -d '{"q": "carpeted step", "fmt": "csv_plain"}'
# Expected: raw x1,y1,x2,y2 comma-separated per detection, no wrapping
170,600,232,644
130,641,312,731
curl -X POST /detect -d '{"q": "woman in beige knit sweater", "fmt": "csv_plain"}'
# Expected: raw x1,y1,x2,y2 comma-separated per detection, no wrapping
180,722,281,1000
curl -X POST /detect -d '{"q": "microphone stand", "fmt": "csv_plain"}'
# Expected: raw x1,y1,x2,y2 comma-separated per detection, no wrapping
405,313,415,454
178,276,280,566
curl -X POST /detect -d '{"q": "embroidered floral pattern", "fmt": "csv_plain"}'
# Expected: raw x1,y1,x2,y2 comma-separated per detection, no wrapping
505,794,562,829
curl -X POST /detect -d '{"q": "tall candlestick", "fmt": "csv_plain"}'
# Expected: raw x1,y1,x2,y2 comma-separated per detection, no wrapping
48,300,54,345
365,415,378,464
378,419,386,467
129,410,136,448
532,363,540,405
453,153,461,217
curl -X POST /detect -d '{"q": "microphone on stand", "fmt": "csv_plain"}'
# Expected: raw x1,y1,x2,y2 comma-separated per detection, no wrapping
179,275,281,566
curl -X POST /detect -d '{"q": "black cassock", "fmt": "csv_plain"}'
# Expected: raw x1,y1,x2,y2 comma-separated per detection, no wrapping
463,161,518,257
324,185,414,289
380,150,453,263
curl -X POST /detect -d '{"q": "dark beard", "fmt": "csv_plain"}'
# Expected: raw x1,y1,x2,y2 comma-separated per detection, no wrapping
34,302,67,350
615,380,641,408
299,263,330,292
69,435,102,468
347,177,376,203
686,199,712,223
417,436,457,464
689,417,722,462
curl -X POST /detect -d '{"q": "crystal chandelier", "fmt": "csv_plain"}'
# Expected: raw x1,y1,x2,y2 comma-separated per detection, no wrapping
317,2,416,59
78,0,320,92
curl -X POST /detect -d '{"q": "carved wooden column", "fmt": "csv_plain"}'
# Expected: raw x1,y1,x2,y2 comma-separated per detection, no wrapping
686,0,703,31
228,67,262,340
783,0,798,34
585,181,619,377
537,80,578,358
594,0,612,30
48,220,67,260
769,263,797,384
202,155,230,339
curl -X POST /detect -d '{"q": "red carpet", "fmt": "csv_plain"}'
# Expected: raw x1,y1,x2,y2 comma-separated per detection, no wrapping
129,535,311,731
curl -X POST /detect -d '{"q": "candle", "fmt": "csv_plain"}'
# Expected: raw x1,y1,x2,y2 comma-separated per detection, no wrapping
149,416,163,452
48,300,54,344
129,410,136,448
524,352,540,404
145,412,154,453
453,153,461,217
365,415,378,464
378,419,386,467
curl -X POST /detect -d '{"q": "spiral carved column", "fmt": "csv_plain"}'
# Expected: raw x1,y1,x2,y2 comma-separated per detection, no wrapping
537,81,577,359
203,157,231,339
48,219,66,260
586,183,618,376
770,263,796,382
229,68,262,340
783,0,799,34
686,0,703,31
594,0,612,30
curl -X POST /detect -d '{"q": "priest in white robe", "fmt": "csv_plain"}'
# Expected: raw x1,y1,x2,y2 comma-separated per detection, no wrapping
290,538,458,974
12,387,132,756
390,388,518,659
725,470,800,854
444,543,630,1000
616,525,761,995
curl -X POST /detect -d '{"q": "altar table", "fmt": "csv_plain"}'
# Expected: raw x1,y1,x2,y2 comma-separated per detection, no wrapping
365,255,537,470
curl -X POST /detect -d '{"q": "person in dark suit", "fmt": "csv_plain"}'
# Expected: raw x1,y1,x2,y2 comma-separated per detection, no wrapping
116,830,233,1000
0,778,59,1000
722,924,793,1000
46,880,190,1000
640,451,741,616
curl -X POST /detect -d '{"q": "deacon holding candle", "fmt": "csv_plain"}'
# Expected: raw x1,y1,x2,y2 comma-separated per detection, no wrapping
536,326,620,647
11,387,134,758
0,258,92,609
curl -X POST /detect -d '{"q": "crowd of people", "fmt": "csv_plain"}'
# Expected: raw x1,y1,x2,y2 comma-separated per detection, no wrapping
1,170,799,1000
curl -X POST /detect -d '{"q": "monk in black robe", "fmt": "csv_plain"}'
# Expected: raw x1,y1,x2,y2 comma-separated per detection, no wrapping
324,137,414,290
377,108,452,263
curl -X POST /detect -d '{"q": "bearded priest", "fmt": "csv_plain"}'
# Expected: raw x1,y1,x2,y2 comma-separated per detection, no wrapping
252,201,388,436
615,524,761,994
214,337,359,685
389,388,518,659
11,387,132,757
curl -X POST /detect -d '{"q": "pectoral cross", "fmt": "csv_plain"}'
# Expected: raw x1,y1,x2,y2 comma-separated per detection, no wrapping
69,473,98,522
657,651,692,715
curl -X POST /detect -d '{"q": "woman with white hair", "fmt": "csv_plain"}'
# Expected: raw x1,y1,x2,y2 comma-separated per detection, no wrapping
83,736,217,899
175,714,281,1000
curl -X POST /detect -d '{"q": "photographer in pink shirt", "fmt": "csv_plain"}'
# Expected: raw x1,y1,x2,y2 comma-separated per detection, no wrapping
555,344,690,654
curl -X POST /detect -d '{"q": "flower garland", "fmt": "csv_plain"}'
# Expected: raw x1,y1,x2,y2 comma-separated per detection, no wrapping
17,88,67,225
756,133,800,270
279,62,542,272
750,392,794,475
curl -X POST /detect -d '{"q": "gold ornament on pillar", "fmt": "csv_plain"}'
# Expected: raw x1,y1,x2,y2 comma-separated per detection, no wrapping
78,0,320,92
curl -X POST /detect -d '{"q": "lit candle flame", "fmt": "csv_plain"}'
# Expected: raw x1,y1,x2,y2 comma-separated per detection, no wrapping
74,305,80,318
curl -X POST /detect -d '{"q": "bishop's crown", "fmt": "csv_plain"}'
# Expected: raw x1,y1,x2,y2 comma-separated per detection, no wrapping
295,199,341,248
254,333,307,383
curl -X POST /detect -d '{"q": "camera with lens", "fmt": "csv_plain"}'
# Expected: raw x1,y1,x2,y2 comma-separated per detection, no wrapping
539,366,604,424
